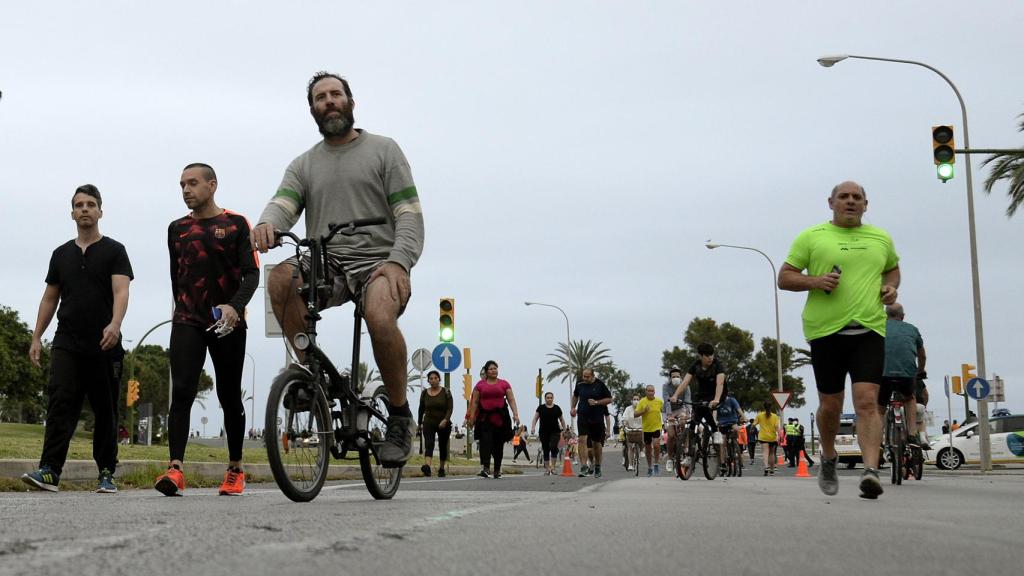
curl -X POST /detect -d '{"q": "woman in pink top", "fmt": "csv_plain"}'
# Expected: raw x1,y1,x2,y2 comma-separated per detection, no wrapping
465,360,521,478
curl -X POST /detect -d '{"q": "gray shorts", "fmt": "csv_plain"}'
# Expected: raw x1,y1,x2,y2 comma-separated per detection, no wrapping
282,253,407,317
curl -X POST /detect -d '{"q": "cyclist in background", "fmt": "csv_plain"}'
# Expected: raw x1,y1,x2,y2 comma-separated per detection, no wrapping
716,392,743,469
669,343,726,437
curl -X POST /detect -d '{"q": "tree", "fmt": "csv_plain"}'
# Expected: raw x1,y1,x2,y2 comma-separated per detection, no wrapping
545,339,612,386
355,361,381,395
981,114,1024,217
0,306,49,423
123,344,213,425
598,363,644,418
661,317,807,411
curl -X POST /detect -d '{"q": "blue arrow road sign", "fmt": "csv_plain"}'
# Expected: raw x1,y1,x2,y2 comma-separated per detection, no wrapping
966,377,990,400
432,343,462,373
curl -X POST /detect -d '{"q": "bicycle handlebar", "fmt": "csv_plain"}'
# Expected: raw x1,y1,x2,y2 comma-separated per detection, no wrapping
273,217,387,248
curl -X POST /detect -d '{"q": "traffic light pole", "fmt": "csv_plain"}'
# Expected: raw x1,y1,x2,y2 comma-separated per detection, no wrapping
126,319,172,445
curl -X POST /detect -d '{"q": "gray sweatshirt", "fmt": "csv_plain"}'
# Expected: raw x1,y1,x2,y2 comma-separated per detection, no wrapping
258,130,424,272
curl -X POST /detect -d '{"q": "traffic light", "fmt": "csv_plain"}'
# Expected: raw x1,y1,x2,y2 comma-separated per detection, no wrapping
439,297,455,342
127,380,140,407
462,373,472,401
961,363,976,389
951,376,963,395
932,125,956,182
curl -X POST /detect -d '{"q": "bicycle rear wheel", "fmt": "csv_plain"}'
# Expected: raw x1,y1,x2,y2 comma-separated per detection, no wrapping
911,447,924,480
676,432,693,480
891,426,904,486
702,432,719,480
359,386,402,499
265,367,332,502
630,443,640,476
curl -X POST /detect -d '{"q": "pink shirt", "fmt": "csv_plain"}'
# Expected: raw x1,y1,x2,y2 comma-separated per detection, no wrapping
475,379,511,427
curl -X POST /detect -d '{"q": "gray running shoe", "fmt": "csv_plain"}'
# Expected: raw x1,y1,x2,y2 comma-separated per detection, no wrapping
378,414,414,468
578,464,591,477
859,468,884,499
818,455,839,496
593,465,602,478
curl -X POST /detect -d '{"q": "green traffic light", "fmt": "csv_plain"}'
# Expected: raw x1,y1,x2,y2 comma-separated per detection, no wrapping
440,326,455,342
937,163,954,181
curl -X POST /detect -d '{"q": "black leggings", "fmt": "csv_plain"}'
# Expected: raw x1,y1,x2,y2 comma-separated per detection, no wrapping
168,324,247,462
422,422,451,461
40,348,121,475
476,420,506,473
513,442,530,460
540,431,560,462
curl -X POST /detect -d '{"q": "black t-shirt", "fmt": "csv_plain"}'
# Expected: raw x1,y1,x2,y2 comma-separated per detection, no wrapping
46,236,134,355
573,379,612,422
168,211,259,328
688,359,726,401
535,404,563,435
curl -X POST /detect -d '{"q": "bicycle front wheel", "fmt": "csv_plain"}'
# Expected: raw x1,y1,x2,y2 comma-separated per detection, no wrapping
676,432,692,480
702,432,719,480
265,367,332,502
359,386,402,500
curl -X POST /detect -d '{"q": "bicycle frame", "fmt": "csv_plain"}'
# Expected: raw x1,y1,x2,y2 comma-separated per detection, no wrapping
277,218,388,451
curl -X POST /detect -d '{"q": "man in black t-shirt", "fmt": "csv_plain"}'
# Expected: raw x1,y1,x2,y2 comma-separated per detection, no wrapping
570,367,612,478
670,343,726,441
23,184,133,493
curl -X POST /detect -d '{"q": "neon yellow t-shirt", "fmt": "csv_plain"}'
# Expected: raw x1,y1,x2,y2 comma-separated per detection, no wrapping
785,222,899,341
755,412,780,442
636,397,664,433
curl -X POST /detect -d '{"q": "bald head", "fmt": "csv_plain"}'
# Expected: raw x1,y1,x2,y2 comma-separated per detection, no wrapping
886,303,905,319
831,180,866,199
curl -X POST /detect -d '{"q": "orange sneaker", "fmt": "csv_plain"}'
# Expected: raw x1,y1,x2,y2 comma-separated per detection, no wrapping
218,467,245,496
154,467,185,496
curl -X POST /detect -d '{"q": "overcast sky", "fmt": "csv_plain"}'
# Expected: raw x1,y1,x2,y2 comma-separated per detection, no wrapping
2,1,1020,439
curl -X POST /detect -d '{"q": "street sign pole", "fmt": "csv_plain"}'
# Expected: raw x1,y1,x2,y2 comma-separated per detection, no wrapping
945,375,954,454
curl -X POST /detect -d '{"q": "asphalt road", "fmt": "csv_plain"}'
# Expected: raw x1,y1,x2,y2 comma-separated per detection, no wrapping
1,455,1018,576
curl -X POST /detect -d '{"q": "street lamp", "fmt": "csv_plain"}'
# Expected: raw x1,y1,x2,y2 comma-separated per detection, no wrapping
245,352,257,435
705,243,784,395
817,53,990,471
524,301,573,399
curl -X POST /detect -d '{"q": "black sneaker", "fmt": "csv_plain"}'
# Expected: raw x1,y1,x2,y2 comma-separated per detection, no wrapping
578,465,591,477
22,466,60,492
438,467,446,478
478,468,490,478
494,471,502,479
859,468,884,499
377,415,414,468
594,465,602,478
420,464,431,477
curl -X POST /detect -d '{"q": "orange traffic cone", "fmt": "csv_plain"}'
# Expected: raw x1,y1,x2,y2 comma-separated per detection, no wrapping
561,453,575,477
796,452,812,477
777,451,786,466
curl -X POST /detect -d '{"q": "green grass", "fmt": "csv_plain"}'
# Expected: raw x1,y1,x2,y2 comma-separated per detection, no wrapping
0,423,478,467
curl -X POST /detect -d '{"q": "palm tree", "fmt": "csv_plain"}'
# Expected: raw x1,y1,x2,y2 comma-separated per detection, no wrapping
982,114,1024,217
545,339,612,385
355,361,382,395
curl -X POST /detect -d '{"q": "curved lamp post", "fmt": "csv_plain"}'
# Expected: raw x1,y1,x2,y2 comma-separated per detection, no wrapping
705,243,784,394
817,54,989,470
524,301,573,400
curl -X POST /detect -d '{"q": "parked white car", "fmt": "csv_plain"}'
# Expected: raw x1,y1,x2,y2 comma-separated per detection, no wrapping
927,414,1024,470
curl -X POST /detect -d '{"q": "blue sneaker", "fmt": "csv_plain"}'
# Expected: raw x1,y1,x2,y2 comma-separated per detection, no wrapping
22,466,60,492
653,463,660,476
97,469,117,493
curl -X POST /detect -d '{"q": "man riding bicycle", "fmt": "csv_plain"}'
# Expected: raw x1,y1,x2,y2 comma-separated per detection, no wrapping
669,343,726,459
252,72,424,468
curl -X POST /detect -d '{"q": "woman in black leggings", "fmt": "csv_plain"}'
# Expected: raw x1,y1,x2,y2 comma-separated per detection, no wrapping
530,392,566,475
418,370,453,477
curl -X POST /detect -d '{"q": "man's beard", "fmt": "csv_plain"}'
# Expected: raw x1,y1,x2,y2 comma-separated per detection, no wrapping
315,106,355,138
